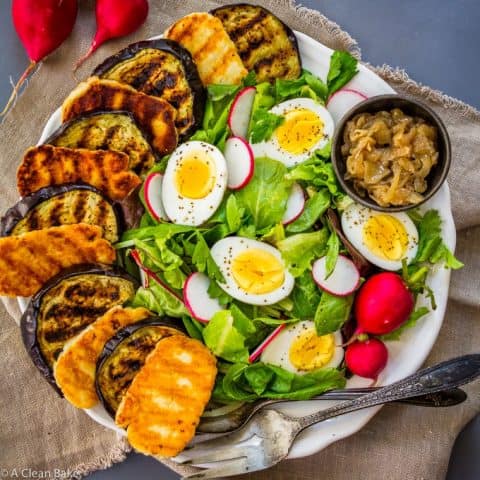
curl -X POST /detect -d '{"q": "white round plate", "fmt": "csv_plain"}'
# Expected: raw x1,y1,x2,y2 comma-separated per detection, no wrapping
18,30,456,459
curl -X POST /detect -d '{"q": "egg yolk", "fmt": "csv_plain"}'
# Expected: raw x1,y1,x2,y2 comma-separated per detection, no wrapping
175,152,216,199
289,329,335,371
363,214,409,261
275,108,324,155
231,249,285,294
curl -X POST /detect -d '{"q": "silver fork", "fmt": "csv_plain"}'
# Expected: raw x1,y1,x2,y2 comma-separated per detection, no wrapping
176,354,480,479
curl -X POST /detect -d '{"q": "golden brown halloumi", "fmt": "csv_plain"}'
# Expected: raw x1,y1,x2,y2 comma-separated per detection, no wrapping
62,77,178,157
115,335,217,457
0,224,115,297
17,145,141,201
165,12,248,85
53,306,151,409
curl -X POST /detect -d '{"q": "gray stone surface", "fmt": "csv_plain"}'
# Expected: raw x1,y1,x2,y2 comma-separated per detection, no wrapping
1,1,478,479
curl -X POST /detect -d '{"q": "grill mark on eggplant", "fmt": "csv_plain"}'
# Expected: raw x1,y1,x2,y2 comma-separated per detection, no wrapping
99,125,121,150
72,192,88,223
130,62,163,91
228,9,268,41
48,201,64,227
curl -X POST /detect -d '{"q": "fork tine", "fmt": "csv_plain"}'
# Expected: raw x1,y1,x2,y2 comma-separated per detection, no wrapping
180,445,255,465
182,458,249,479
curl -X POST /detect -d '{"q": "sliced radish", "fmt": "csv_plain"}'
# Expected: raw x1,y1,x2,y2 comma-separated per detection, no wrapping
184,272,223,323
282,183,305,225
249,323,286,363
228,86,256,139
312,254,360,296
223,136,254,190
144,172,167,221
327,88,368,124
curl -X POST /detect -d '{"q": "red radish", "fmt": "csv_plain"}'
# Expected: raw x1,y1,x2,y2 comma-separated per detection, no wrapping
249,323,286,363
183,272,223,323
345,338,388,379
282,183,305,225
355,272,414,335
1,0,78,117
74,0,149,71
223,136,254,189
327,88,368,124
312,255,360,296
228,86,256,139
130,249,183,302
143,172,168,221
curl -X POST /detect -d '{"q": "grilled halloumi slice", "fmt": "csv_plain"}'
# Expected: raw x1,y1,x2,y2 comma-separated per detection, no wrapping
165,12,248,85
115,335,217,457
0,223,115,297
17,145,141,201
62,77,178,157
53,306,151,409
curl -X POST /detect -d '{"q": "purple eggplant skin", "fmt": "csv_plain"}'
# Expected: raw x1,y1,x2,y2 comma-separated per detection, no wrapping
0,183,124,240
96,318,186,416
93,39,206,141
21,264,139,395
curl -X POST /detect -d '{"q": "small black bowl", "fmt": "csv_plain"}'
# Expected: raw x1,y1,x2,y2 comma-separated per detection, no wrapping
331,94,451,212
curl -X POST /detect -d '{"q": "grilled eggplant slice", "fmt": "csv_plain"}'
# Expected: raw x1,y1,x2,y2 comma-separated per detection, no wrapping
96,318,185,416
94,40,205,140
211,4,301,82
62,77,178,158
21,264,138,392
45,111,156,176
0,184,122,243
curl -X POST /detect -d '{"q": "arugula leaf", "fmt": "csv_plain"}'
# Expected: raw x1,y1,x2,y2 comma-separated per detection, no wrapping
326,51,358,96
203,311,249,363
182,316,204,341
131,279,187,318
225,194,243,232
325,230,340,278
379,306,430,341
290,272,322,319
191,232,225,283
214,362,346,402
277,228,329,277
314,291,353,335
412,210,463,269
235,157,291,232
286,189,330,233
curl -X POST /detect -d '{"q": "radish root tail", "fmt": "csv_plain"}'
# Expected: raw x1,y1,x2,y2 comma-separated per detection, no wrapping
73,43,97,72
0,61,37,118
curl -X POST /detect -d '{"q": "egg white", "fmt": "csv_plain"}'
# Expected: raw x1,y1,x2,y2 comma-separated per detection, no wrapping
341,203,419,271
162,141,227,226
210,236,295,305
260,321,344,374
252,98,334,167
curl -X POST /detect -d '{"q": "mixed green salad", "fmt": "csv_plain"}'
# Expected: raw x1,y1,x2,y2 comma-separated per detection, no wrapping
115,50,462,405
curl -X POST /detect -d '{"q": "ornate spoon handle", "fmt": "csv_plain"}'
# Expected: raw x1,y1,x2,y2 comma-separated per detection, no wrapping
297,354,480,430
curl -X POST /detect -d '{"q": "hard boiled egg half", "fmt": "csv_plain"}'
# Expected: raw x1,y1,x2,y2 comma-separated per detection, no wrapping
162,141,227,226
260,321,344,374
341,203,419,271
210,237,295,305
252,98,334,167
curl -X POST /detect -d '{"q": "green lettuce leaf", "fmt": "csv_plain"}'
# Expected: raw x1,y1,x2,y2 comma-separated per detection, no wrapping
235,157,291,232
379,306,430,341
286,189,330,233
274,69,328,104
314,291,353,335
214,362,346,402
325,230,340,278
277,228,329,277
203,311,249,363
191,232,225,283
290,272,322,319
131,279,187,318
327,51,358,96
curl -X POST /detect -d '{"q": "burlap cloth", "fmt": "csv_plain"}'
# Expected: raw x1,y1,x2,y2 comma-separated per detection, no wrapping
0,1,478,479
